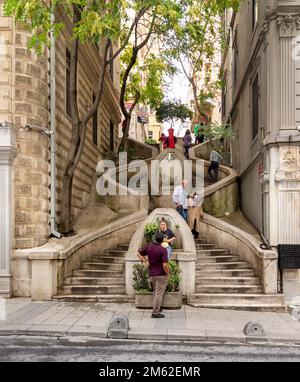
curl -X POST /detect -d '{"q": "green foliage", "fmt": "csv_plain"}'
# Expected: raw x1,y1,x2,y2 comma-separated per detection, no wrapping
121,50,176,111
204,122,235,141
163,0,242,122
144,222,159,241
166,261,181,292
4,0,128,53
132,261,181,292
133,263,152,292
145,138,157,145
119,0,183,120
155,101,193,127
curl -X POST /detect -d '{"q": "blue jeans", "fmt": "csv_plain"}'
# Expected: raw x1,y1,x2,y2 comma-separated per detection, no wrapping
177,206,188,222
166,246,172,260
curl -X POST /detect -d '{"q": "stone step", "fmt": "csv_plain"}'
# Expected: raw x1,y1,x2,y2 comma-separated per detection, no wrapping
73,269,122,277
197,262,250,270
82,262,125,271
194,239,207,244
197,277,260,286
196,269,256,277
197,255,240,263
101,250,127,257
195,285,264,294
117,244,130,251
64,277,125,285
196,249,231,256
196,244,215,250
61,285,125,295
92,256,125,264
188,303,286,312
53,294,134,303
188,293,285,306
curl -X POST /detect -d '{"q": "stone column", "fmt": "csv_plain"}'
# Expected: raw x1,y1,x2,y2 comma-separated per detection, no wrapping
275,145,300,301
0,123,17,297
277,15,300,132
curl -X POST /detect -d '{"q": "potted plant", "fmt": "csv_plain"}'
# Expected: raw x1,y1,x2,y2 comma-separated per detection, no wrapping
133,261,182,309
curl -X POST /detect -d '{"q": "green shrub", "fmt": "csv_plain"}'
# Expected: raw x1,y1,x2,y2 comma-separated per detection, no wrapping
133,263,152,292
166,261,181,292
132,261,181,292
144,222,159,242
145,138,157,145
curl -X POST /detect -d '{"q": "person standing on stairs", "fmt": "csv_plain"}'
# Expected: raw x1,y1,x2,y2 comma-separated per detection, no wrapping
187,192,204,239
194,122,205,144
173,180,188,221
138,232,170,319
158,218,176,260
208,149,223,183
159,133,168,150
183,129,192,159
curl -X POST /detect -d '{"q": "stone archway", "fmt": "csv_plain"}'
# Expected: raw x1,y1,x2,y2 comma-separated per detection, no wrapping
125,208,196,297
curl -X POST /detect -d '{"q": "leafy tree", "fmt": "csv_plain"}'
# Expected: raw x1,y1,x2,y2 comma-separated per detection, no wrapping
165,0,241,125
155,101,192,133
203,122,235,149
4,0,148,235
118,0,183,151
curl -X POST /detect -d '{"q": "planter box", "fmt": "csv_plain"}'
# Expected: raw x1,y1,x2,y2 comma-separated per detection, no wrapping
135,291,182,309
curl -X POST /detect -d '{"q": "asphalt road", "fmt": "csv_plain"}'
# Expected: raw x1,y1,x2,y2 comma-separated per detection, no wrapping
1,336,300,362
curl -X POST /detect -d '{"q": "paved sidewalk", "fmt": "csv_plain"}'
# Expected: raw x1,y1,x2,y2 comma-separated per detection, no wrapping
0,298,300,345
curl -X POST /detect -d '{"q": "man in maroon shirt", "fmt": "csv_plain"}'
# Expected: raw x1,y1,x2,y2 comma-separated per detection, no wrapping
138,232,170,318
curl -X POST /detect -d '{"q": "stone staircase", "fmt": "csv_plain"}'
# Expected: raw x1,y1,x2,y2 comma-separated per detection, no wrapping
188,238,285,311
53,243,133,303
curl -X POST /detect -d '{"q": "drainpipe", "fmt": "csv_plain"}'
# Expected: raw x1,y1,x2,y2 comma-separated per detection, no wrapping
49,9,61,239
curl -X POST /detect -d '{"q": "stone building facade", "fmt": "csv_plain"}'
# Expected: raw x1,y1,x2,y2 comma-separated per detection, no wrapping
222,0,300,300
0,2,122,297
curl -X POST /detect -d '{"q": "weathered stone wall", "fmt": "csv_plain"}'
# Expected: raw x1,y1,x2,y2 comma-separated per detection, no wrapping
0,2,50,249
0,4,122,250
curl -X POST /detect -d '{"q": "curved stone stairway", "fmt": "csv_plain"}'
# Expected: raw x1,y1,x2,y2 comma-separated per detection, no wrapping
54,148,284,310
53,244,133,303
188,238,285,311
53,176,213,303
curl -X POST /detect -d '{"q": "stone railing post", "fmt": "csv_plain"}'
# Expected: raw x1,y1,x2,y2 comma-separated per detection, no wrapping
0,122,17,297
176,252,196,295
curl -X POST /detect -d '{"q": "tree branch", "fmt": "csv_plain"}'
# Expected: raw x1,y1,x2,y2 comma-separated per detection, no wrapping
108,7,149,63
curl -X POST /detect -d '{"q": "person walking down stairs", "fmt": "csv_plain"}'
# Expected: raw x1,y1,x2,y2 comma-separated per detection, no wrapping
208,149,223,183
187,192,204,239
138,233,170,319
